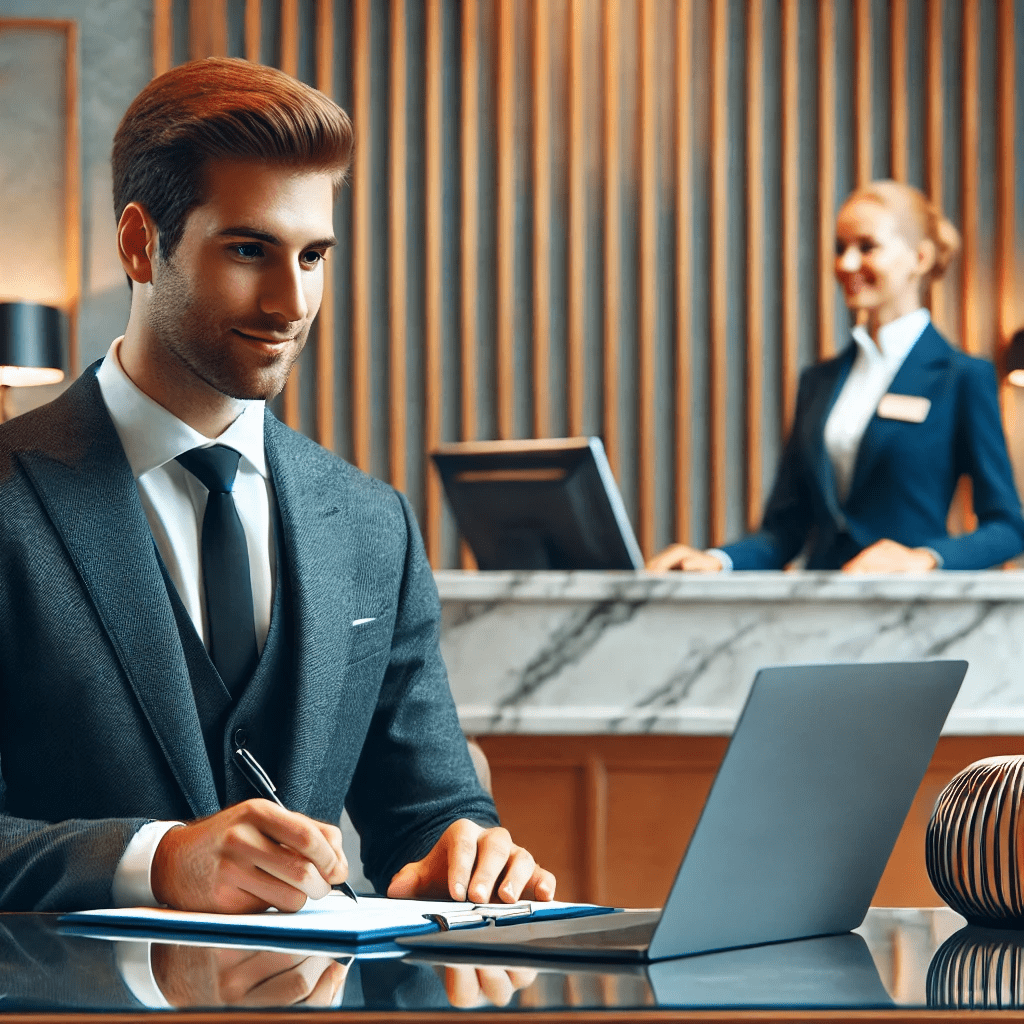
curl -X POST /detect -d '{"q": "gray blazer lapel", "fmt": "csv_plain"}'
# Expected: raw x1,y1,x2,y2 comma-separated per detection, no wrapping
16,370,219,818
264,417,356,810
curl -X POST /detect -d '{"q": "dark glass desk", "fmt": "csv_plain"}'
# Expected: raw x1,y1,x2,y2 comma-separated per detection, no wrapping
4,907,1024,1021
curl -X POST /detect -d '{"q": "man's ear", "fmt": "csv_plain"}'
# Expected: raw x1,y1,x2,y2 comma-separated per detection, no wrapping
117,202,159,284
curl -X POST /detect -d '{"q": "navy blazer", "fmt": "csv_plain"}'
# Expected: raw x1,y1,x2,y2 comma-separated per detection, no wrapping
720,324,1024,570
0,367,498,911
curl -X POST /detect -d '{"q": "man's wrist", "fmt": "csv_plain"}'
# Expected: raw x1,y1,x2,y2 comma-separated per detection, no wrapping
112,820,185,908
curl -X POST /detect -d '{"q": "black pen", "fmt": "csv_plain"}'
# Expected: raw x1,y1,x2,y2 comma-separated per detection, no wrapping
233,745,359,903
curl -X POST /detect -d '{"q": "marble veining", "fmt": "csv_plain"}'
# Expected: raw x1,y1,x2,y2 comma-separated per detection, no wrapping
437,571,1024,736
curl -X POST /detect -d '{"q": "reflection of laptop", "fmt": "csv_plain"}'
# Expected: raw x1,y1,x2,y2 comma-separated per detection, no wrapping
403,660,967,962
407,931,894,1008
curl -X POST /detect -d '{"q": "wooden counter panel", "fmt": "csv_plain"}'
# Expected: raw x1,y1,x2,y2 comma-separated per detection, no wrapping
476,735,1024,908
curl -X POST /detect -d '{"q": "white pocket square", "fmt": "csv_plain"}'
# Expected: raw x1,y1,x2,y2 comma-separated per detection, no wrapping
352,617,376,627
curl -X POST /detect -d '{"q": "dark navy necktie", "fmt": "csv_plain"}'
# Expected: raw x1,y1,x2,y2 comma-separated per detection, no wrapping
176,444,258,696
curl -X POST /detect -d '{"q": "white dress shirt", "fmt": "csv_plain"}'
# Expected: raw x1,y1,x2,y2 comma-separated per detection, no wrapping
95,337,276,907
711,307,930,571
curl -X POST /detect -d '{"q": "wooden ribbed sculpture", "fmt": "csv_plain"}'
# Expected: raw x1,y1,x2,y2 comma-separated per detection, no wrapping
926,755,1024,925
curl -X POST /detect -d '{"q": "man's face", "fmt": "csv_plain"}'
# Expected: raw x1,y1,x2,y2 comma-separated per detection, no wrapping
146,159,336,402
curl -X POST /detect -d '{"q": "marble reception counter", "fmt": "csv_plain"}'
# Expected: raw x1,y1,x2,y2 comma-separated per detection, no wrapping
436,571,1024,736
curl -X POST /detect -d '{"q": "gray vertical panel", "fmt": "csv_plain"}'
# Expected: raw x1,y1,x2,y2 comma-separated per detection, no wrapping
976,0,997,359
513,0,532,439
870,0,891,179
616,0,639,529
403,0,427,519
655,0,677,551
260,0,280,65
172,0,188,64
298,0,315,82
440,0,461,566
796,0,818,373
941,0,962,342
227,0,246,56
477,0,497,442
759,0,782,507
832,0,854,358
370,1,391,478
724,0,746,542
547,0,568,439
689,0,710,550
332,0,354,463
905,0,927,189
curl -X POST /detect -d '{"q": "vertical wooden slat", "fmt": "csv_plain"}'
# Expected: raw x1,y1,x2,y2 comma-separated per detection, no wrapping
189,0,227,60
890,0,908,182
855,0,872,186
244,0,261,62
350,0,372,468
675,0,692,543
708,0,728,547
531,0,551,439
64,21,80,376
780,0,799,431
153,0,172,75
637,0,656,556
424,0,444,565
496,0,516,439
818,0,835,362
602,0,621,476
279,0,301,429
996,0,1015,352
745,0,764,531
315,0,335,451
460,0,479,442
567,0,586,437
961,0,979,355
925,0,944,330
388,0,407,484
583,755,608,905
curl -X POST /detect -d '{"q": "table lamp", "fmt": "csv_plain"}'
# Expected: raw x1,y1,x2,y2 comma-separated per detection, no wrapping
1004,328,1024,387
0,302,65,423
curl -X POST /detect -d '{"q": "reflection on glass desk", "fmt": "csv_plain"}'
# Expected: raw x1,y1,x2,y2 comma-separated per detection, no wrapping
2,906,1015,1017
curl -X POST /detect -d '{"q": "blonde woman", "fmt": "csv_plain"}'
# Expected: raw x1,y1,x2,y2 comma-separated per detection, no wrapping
650,180,1024,572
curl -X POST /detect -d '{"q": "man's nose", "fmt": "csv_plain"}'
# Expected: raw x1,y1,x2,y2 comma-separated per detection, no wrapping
836,246,861,273
261,263,309,324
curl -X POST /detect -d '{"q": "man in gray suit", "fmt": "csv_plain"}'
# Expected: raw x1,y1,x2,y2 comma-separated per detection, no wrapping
0,58,554,912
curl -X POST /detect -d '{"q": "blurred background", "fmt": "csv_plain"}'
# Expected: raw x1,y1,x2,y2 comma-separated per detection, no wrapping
1,0,1022,567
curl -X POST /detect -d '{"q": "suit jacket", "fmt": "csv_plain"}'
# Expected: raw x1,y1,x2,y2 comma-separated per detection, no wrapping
721,324,1024,570
0,367,498,911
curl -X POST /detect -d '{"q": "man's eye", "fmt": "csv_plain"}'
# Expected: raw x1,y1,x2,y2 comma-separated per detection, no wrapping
234,244,262,258
302,250,324,266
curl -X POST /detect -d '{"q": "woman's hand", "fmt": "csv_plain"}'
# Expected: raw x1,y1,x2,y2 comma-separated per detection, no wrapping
646,544,725,573
841,538,938,573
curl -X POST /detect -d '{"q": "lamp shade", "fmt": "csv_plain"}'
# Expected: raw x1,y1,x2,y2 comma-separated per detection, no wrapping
0,302,65,387
1006,328,1024,387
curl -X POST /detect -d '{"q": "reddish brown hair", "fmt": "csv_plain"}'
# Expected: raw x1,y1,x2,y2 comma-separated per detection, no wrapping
112,57,353,262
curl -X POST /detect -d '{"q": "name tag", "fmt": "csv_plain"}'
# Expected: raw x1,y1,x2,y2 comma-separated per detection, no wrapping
876,393,931,423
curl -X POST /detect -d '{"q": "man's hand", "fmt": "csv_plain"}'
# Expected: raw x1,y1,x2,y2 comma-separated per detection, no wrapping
841,539,938,574
152,943,348,1007
151,799,348,913
441,964,538,1008
386,819,556,904
646,544,724,573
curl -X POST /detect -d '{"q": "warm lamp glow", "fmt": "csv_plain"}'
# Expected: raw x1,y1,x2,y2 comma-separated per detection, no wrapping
0,365,64,387
1008,369,1024,389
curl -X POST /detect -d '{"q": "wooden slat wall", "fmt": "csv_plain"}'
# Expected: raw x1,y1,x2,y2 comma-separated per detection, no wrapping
156,0,1024,567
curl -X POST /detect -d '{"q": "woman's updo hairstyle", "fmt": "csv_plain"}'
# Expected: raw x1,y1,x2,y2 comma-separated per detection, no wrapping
847,179,961,283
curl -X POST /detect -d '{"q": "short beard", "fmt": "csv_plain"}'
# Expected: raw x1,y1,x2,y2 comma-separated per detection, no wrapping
147,255,307,402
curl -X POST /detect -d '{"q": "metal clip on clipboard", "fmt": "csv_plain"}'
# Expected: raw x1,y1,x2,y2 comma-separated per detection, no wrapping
426,904,533,931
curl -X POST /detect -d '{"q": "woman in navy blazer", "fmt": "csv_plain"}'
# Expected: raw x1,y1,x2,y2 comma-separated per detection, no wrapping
650,180,1024,573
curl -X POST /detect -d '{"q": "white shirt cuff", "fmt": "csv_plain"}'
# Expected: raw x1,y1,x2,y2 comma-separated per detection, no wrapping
112,820,185,908
706,548,733,572
115,940,173,1009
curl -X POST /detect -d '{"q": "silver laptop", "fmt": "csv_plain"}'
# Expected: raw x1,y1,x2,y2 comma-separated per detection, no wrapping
402,660,967,962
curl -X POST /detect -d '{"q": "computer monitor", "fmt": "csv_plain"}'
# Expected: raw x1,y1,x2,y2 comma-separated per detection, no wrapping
431,437,644,570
